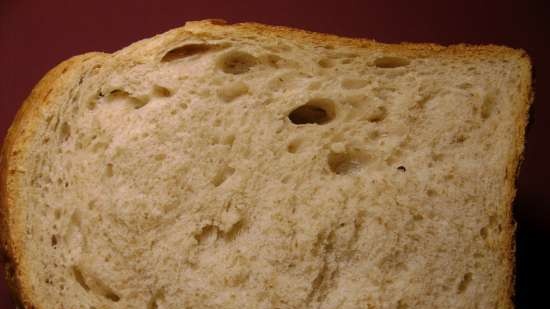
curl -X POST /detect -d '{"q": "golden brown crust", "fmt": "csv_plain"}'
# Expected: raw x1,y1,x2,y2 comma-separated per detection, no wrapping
0,52,107,309
185,19,527,60
0,19,532,309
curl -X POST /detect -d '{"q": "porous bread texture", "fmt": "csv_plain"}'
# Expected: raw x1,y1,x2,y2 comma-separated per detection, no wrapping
0,20,532,309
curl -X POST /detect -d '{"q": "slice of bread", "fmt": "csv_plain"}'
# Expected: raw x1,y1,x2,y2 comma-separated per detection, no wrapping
0,20,532,309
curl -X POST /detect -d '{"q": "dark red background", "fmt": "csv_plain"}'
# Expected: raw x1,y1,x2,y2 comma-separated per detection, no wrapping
1,0,548,308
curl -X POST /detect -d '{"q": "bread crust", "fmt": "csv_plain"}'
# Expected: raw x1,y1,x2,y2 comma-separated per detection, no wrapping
0,53,107,309
187,19,528,59
0,19,532,309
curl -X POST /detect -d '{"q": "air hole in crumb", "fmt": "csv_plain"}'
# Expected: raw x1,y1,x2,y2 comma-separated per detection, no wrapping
397,166,406,172
287,139,303,153
103,290,120,302
54,209,62,219
212,165,235,187
107,90,149,109
152,85,172,98
51,235,58,246
288,98,336,125
341,79,369,89
73,266,90,291
60,122,71,141
457,272,472,293
73,266,121,301
87,100,97,110
194,225,218,245
106,89,129,101
147,290,165,309
481,93,496,119
161,43,218,62
416,94,433,109
222,134,235,146
458,83,473,90
92,142,110,153
374,56,410,68
328,149,368,175
366,106,387,122
217,81,249,102
261,54,285,68
130,97,149,109
105,164,114,177
218,51,257,74
480,227,488,239
223,219,244,242
318,58,334,68
369,130,380,140
66,210,82,238
454,134,467,143
397,299,409,309
426,189,437,197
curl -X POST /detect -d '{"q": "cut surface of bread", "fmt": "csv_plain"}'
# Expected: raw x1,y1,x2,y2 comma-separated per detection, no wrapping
0,20,532,309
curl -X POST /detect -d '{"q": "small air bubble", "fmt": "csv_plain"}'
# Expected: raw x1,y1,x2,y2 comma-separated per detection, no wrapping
457,272,473,293
328,150,368,175
87,100,97,110
152,85,172,97
287,139,302,153
288,98,336,125
366,106,387,122
374,56,410,68
218,51,257,74
222,134,236,146
161,43,218,62
54,209,62,219
212,165,235,187
60,122,71,141
480,227,488,239
105,163,114,177
481,93,496,119
318,58,334,68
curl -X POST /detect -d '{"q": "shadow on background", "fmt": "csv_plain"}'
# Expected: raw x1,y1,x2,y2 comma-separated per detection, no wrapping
515,197,550,309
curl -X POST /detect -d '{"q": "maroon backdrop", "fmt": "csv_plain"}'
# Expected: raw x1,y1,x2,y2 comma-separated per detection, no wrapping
1,0,548,308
